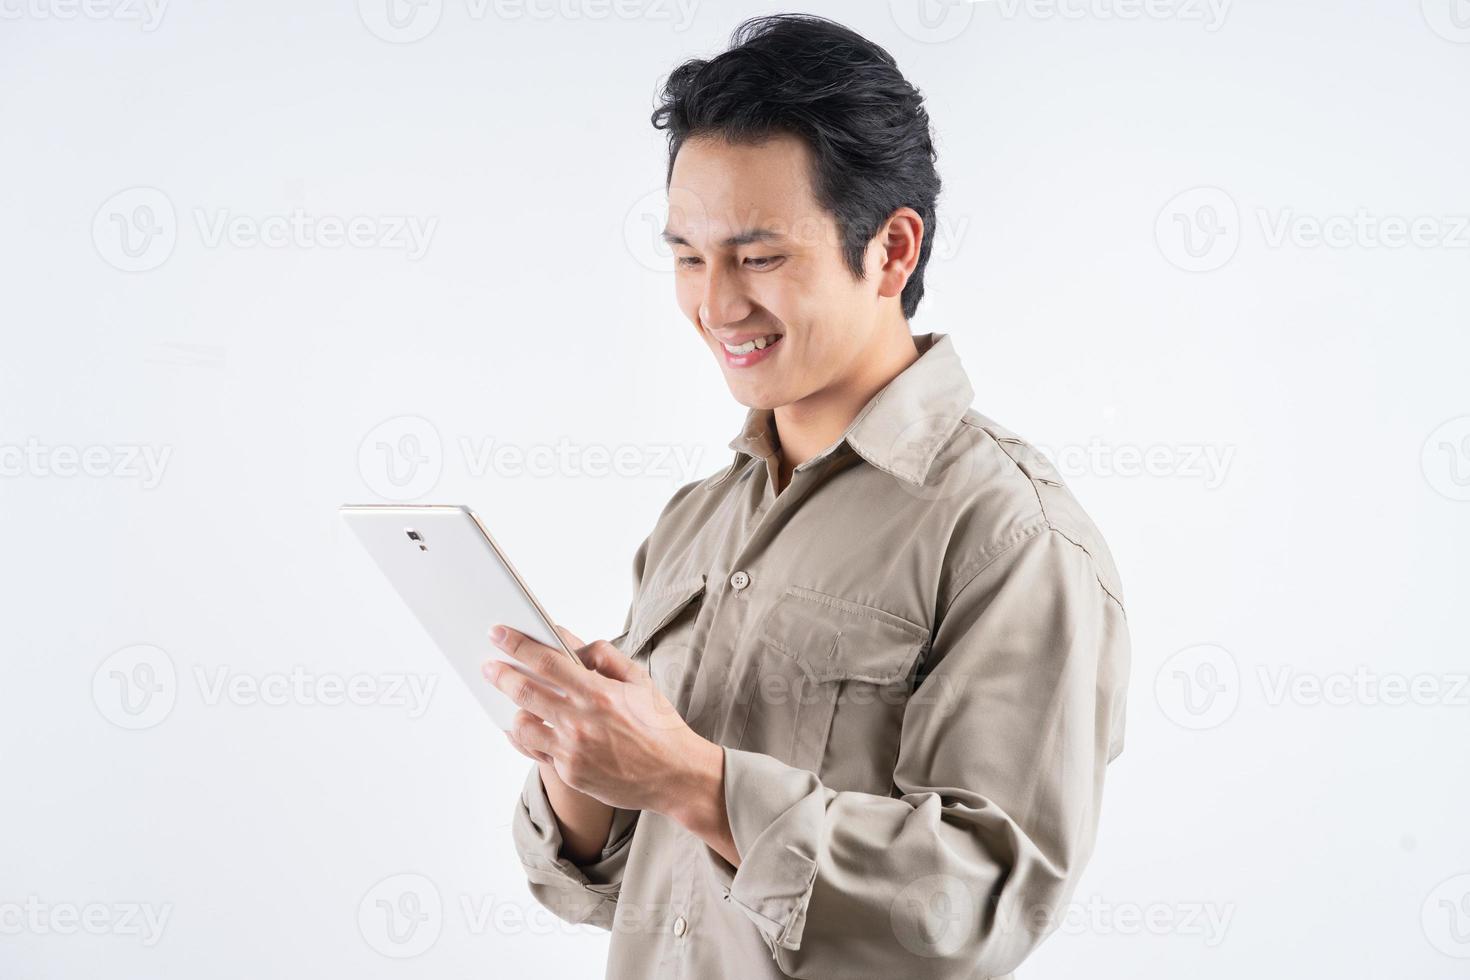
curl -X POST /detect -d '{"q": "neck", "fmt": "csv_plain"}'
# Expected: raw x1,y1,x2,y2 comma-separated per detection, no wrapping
773,327,920,488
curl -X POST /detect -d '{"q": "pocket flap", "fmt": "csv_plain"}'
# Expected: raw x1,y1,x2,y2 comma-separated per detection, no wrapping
623,574,707,658
759,586,929,684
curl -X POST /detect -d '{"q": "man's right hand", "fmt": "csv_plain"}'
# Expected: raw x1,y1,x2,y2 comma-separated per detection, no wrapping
501,623,616,864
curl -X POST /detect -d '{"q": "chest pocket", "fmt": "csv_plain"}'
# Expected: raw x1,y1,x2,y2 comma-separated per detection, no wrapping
739,585,929,788
621,575,708,728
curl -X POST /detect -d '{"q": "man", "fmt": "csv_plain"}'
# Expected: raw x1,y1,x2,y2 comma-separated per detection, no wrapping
487,14,1129,979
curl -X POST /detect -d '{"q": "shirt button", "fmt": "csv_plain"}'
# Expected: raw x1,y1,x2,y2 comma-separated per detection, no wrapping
730,570,750,591
672,914,688,937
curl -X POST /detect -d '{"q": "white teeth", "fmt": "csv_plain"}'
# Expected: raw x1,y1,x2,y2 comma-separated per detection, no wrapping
723,334,781,355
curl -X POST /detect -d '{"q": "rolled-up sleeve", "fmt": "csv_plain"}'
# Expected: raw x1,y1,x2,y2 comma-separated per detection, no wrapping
718,525,1130,978
511,764,641,929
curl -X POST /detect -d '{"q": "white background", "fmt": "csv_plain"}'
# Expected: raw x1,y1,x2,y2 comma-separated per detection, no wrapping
3,1,1468,976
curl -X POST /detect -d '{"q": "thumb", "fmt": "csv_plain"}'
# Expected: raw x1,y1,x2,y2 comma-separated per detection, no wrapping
582,639,642,683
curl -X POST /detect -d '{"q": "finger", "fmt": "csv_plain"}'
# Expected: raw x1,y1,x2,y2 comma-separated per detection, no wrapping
504,728,552,764
567,639,602,671
491,625,583,691
482,658,566,724
510,708,558,759
580,639,642,683
553,624,587,653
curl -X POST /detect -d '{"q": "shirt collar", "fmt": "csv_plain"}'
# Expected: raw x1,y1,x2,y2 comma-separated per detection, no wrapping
713,331,975,488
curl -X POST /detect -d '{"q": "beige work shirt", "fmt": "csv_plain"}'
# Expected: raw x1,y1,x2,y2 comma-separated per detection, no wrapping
511,332,1130,979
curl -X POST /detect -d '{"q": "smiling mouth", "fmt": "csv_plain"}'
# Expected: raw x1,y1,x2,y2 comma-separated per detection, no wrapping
720,333,782,355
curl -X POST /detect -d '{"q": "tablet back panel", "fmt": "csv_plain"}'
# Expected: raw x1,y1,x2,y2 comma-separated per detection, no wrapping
340,504,576,729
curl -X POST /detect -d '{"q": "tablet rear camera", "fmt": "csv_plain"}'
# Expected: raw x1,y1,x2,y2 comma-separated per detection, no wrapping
406,529,427,551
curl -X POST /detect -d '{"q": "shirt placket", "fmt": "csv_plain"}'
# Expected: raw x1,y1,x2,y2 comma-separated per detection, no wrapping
656,452,838,977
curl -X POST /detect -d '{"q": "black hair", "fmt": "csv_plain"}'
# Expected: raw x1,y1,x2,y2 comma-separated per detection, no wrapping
650,13,942,320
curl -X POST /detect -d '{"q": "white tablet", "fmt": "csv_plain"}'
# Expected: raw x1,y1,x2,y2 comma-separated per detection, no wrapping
339,504,581,729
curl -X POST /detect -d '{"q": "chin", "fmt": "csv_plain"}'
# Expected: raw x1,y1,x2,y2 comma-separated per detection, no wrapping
723,375,788,411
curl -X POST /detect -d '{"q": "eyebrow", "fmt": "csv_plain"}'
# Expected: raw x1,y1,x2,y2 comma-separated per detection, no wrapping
660,227,786,249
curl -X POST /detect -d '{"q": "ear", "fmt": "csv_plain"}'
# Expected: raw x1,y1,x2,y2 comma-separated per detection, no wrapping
874,206,924,300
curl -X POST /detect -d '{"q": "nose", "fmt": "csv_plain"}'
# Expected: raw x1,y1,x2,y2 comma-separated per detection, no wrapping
698,260,752,331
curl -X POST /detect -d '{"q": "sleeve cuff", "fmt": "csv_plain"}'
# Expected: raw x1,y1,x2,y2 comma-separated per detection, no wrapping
720,746,825,952
510,764,639,926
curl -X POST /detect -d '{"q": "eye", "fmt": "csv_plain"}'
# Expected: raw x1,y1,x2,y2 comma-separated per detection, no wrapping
744,255,784,270
676,255,703,268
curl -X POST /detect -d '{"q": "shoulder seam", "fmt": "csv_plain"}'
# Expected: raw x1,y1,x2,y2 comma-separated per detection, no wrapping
957,418,1125,615
942,522,1127,622
942,518,1050,614
1048,523,1127,615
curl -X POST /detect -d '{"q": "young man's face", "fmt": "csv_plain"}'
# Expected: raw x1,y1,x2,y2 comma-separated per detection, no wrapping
664,133,890,411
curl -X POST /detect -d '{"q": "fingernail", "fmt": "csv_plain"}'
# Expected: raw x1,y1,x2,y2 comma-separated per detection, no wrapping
490,625,507,643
